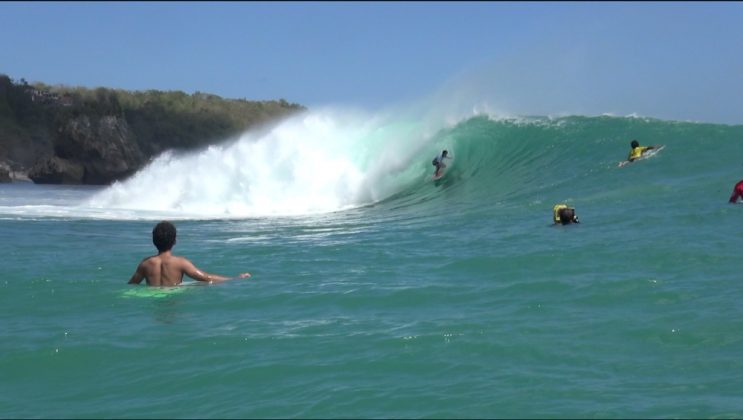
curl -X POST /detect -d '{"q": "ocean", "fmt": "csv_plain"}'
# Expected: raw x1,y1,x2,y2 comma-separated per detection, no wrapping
2,110,743,418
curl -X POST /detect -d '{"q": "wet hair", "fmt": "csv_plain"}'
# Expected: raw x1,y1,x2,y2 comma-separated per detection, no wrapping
152,221,177,252
442,150,448,155
630,140,639,148
558,208,576,225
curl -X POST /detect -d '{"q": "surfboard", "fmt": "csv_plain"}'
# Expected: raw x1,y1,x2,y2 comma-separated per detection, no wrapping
432,164,448,180
121,283,196,299
641,144,665,158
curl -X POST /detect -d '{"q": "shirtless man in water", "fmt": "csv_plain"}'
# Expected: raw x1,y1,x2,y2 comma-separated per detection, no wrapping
128,221,251,286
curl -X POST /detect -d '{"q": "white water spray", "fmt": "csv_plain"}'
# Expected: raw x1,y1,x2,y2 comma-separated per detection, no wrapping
87,108,439,218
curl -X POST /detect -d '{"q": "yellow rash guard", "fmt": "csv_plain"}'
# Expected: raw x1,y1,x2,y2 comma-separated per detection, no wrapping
628,146,651,160
553,204,568,223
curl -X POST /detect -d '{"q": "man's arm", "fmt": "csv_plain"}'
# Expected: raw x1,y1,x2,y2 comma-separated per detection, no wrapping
181,258,251,283
128,263,145,284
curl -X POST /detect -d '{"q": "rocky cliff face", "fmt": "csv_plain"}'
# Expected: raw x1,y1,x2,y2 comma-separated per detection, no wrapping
29,115,145,185
27,156,84,184
0,167,10,183
0,76,305,185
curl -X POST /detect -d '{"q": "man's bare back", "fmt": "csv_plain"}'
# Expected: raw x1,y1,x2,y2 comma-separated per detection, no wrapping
129,251,215,286
128,221,250,287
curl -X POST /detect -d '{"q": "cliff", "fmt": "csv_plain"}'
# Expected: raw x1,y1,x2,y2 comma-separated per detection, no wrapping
0,75,305,184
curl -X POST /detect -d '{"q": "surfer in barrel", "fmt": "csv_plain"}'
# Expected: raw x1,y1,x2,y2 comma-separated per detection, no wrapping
128,221,251,287
432,150,451,178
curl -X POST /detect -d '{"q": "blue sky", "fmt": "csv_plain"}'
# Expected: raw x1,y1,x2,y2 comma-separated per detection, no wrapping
1,1,742,124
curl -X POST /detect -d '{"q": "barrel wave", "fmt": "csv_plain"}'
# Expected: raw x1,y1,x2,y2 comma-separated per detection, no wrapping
84,110,743,221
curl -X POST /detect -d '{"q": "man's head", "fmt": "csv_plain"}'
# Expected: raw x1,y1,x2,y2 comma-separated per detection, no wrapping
442,150,448,156
558,207,578,225
631,140,639,148
152,221,177,252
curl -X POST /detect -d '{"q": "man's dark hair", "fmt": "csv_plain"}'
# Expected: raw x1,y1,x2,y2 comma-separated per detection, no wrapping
152,221,177,252
631,140,640,148
558,208,576,225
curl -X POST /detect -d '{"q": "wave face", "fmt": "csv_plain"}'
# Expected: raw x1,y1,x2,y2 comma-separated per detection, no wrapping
401,114,743,210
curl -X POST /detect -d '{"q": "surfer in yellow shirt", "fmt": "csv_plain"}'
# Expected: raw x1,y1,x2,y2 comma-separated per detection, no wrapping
618,140,661,167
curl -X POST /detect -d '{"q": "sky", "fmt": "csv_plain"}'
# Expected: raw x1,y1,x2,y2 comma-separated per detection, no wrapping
1,1,742,124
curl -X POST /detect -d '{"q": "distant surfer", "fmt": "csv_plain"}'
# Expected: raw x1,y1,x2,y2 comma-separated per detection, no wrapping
618,140,662,167
128,221,251,287
729,180,743,203
432,150,451,178
553,204,580,225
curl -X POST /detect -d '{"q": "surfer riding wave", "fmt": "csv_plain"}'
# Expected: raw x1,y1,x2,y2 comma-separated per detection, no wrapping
432,150,451,179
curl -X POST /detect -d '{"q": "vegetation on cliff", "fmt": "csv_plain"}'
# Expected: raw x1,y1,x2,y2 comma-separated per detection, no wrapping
0,74,305,183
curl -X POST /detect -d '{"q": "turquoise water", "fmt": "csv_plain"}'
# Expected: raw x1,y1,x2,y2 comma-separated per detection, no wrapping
2,113,743,418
